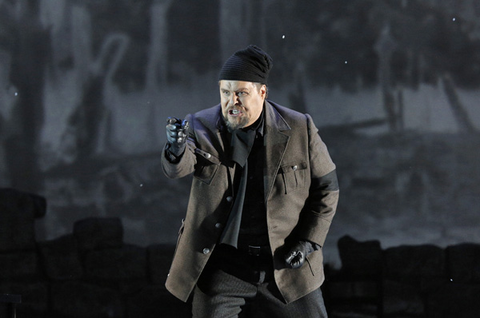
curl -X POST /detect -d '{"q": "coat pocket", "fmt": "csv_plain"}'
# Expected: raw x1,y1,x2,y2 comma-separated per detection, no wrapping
194,164,219,185
173,218,185,257
305,248,324,278
193,149,220,185
279,162,308,194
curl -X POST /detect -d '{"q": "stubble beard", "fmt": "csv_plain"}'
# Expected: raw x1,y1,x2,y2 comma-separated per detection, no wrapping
223,113,249,132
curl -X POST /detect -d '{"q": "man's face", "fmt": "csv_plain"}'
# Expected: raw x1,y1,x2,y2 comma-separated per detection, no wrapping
219,80,266,131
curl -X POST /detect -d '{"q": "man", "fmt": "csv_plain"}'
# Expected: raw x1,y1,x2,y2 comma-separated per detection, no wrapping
162,45,339,317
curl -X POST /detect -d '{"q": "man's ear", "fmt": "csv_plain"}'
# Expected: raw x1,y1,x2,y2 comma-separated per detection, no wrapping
260,84,267,98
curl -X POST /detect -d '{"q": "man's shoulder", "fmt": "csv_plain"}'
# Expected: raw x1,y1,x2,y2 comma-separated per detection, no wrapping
193,104,221,118
268,100,306,118
267,100,309,126
188,104,221,128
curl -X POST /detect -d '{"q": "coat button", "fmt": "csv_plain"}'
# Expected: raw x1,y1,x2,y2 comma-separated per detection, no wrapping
292,165,298,171
203,248,211,254
226,196,233,202
215,223,222,229
205,153,212,159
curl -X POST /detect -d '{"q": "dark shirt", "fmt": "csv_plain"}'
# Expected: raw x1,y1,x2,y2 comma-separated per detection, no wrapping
237,130,269,249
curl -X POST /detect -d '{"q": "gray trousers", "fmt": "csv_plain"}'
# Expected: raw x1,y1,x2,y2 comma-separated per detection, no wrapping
192,248,328,318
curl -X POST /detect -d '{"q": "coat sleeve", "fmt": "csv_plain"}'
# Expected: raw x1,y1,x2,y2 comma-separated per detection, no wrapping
161,113,197,179
296,114,339,247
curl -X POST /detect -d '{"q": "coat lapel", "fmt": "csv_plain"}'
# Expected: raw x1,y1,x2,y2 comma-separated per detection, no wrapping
263,101,291,201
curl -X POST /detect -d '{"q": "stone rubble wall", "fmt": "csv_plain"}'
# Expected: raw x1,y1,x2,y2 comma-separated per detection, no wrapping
1,188,479,318
0,188,189,318
325,235,480,318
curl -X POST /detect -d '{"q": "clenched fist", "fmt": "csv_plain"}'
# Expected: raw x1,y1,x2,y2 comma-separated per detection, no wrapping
166,117,189,157
285,241,316,269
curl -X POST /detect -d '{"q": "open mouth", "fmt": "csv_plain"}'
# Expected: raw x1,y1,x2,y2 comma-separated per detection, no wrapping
228,109,243,117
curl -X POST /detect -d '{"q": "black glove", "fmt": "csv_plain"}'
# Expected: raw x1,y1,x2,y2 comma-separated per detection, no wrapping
285,240,315,269
166,117,189,157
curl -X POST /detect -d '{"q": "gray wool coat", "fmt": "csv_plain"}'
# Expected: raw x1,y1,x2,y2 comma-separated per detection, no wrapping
161,100,339,304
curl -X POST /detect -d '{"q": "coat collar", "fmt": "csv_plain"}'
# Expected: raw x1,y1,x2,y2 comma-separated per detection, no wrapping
264,100,290,131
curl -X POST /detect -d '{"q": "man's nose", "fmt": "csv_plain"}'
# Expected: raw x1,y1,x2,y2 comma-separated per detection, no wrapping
228,93,240,105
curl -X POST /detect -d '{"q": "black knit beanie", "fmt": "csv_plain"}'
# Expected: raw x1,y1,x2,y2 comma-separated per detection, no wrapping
218,45,273,84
